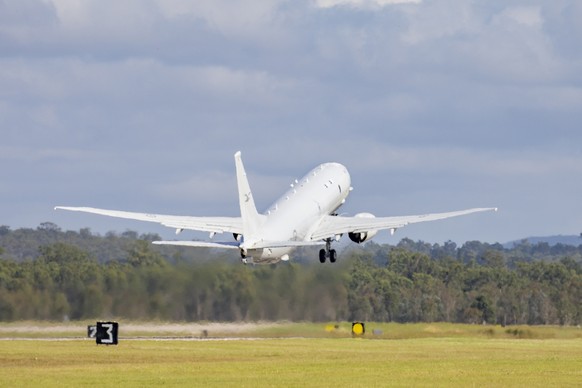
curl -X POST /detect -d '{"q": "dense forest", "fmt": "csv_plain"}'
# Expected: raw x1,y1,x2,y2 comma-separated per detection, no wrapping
0,223,581,325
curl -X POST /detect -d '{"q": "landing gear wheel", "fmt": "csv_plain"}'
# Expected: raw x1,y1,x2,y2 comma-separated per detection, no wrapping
318,239,338,263
319,249,327,263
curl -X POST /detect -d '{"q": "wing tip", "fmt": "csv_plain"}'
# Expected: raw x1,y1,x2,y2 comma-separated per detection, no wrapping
54,206,83,211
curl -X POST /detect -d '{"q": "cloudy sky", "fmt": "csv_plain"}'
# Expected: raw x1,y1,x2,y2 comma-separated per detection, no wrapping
1,0,581,245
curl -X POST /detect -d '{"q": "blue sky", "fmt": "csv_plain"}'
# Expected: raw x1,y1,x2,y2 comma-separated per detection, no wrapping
1,0,581,244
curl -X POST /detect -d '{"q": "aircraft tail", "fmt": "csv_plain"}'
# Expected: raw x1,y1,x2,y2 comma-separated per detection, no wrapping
234,151,262,238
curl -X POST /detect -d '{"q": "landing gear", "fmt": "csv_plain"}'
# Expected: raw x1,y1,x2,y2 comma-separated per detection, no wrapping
319,249,326,263
319,239,337,264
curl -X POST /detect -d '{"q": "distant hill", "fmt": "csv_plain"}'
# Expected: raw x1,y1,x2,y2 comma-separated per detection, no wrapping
504,235,582,248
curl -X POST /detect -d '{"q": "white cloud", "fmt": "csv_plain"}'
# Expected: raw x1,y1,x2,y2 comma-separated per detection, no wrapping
153,171,237,206
50,0,156,31
155,0,279,31
401,1,480,44
498,6,543,27
315,0,421,9
48,0,284,41
324,141,582,178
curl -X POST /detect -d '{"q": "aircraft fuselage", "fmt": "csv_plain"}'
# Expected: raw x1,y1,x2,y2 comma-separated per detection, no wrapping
243,162,351,264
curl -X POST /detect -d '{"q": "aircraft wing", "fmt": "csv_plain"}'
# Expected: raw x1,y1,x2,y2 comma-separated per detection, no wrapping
310,207,498,241
55,206,245,235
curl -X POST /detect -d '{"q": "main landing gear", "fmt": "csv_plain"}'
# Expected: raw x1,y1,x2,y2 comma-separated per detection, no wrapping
319,239,337,264
240,249,249,265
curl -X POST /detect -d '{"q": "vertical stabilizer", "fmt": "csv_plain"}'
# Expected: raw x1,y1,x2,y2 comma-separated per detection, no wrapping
234,151,261,238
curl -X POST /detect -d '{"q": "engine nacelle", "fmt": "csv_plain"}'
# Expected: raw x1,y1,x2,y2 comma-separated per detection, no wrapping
348,213,378,243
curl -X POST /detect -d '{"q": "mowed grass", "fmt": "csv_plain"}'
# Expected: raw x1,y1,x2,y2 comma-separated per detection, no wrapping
1,336,581,387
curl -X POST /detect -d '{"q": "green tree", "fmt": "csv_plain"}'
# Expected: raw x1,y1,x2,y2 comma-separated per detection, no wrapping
126,240,167,267
471,295,496,324
346,257,376,321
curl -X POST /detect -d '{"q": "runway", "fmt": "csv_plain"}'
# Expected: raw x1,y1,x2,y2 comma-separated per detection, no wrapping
0,336,301,341
0,322,285,341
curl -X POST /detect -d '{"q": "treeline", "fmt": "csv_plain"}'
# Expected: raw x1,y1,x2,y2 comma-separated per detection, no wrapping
0,241,347,322
3,223,582,265
0,223,166,263
0,225,580,324
349,249,581,325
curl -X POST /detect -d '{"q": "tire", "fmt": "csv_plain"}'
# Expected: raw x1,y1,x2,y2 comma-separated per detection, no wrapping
319,249,327,263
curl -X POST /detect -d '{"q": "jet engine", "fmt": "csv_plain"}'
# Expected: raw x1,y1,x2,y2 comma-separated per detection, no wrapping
348,212,378,243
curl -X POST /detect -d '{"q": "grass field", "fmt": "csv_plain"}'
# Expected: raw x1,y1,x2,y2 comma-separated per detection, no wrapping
0,323,581,387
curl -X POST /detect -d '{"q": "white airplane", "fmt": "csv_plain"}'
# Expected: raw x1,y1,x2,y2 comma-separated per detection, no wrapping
56,151,497,264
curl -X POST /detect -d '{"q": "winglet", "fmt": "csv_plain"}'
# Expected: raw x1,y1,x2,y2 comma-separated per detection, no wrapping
234,151,262,238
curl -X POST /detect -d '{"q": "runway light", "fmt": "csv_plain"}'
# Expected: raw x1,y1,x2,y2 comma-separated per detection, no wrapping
352,322,365,336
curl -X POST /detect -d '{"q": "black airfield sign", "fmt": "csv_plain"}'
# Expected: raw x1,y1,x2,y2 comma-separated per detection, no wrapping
96,321,119,345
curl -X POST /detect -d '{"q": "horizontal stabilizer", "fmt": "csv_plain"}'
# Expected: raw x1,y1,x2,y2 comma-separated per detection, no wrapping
249,240,326,249
154,239,326,251
152,241,240,249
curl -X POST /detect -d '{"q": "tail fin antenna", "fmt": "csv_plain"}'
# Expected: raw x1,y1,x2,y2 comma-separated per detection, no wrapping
234,151,261,238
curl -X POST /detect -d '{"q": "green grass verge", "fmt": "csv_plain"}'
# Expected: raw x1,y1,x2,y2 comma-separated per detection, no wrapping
254,321,582,340
1,321,582,339
0,337,581,387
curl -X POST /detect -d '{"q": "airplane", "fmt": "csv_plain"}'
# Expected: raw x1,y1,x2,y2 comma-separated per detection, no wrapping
55,151,497,265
